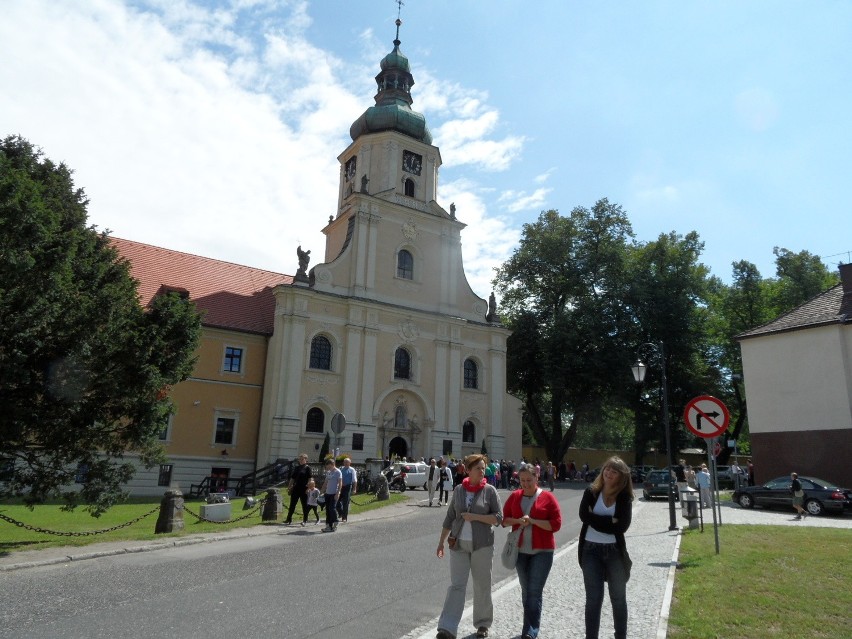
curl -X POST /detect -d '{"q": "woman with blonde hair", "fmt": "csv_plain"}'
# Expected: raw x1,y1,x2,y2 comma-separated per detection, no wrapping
436,454,503,639
578,456,634,639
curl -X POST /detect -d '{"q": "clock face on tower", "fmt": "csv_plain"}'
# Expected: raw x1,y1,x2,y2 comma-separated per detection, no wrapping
402,150,422,176
344,156,357,181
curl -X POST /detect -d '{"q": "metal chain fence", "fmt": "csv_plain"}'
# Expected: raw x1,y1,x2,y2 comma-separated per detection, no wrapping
0,507,160,537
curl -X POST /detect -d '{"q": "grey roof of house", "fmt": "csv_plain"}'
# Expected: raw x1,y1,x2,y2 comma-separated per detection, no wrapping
737,283,847,340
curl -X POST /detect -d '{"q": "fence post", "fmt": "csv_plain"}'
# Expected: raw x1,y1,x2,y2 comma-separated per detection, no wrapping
262,488,282,522
155,489,185,534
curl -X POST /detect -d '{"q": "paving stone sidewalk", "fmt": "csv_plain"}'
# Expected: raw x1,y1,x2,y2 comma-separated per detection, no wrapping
407,499,681,639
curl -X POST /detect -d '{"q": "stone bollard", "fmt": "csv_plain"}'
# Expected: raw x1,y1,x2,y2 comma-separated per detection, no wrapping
155,489,185,534
262,488,282,522
375,473,390,501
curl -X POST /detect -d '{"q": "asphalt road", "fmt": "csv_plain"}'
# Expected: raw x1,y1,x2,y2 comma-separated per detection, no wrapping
0,484,587,639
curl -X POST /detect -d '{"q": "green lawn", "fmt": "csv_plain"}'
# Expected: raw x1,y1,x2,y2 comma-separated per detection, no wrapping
0,492,406,554
669,525,852,639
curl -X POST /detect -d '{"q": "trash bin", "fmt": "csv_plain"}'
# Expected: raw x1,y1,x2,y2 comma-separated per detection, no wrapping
681,488,700,530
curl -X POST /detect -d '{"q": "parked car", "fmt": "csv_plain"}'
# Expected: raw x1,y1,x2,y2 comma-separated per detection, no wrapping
714,465,747,489
630,465,656,483
389,462,429,490
733,475,852,516
642,469,679,501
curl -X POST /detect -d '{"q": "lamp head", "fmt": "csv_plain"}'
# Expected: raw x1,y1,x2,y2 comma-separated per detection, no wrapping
631,359,647,383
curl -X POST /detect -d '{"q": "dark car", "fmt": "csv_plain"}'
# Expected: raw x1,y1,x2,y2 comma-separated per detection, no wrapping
642,469,678,501
733,475,852,516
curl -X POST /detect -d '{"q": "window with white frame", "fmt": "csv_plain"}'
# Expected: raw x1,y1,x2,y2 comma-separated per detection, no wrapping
462,420,476,443
310,335,332,370
306,407,325,434
394,347,412,380
158,464,173,487
397,249,414,280
214,412,238,445
463,358,479,389
223,346,243,373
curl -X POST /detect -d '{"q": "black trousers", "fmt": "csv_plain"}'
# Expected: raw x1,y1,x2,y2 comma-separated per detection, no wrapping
286,489,308,523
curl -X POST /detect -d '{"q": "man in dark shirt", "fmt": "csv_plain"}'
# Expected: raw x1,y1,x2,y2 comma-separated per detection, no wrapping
284,453,312,525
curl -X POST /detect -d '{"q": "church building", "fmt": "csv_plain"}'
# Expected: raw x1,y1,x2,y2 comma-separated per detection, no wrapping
257,20,522,466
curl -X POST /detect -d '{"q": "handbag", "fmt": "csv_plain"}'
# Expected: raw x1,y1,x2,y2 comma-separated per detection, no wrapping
621,547,633,582
501,528,521,569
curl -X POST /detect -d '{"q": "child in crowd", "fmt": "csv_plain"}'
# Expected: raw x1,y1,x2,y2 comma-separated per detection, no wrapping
304,479,321,525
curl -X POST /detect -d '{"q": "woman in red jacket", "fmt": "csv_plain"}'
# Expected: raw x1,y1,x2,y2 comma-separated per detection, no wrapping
502,463,562,639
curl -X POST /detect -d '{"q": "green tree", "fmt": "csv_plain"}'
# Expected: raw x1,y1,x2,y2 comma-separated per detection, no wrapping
768,247,839,315
0,136,201,514
625,231,718,463
494,200,634,463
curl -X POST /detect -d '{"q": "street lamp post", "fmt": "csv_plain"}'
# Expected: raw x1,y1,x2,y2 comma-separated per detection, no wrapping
632,342,678,531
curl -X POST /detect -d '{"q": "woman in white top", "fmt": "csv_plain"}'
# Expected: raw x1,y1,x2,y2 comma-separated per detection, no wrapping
577,456,634,639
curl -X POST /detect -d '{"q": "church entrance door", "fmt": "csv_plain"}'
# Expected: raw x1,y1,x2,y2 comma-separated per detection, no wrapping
388,436,408,460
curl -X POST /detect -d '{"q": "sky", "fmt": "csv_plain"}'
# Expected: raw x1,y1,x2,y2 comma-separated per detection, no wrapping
3,0,850,299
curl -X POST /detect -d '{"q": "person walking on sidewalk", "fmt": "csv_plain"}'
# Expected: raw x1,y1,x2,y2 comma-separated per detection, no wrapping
426,458,440,506
696,464,712,508
439,459,454,505
502,463,562,639
321,458,342,532
336,457,357,522
435,454,503,639
791,472,807,519
578,456,634,639
284,453,312,525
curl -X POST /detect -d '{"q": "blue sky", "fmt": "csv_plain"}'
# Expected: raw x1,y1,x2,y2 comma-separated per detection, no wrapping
3,1,850,298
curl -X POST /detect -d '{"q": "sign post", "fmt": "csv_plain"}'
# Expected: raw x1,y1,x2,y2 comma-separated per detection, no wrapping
331,413,346,452
684,396,730,555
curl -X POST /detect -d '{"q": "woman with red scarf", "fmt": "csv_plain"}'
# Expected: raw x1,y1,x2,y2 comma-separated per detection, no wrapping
436,454,503,639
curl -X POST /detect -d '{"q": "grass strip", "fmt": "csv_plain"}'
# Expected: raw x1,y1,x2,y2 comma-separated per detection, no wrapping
668,524,852,639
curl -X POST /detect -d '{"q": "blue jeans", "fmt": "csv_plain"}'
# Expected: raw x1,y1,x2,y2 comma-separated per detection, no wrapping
324,493,338,527
581,541,628,639
515,550,554,638
336,484,352,520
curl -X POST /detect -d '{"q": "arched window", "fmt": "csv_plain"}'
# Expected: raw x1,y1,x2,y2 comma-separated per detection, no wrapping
306,407,324,433
397,249,414,280
394,347,411,380
404,178,415,197
310,335,332,370
462,420,476,443
463,359,478,389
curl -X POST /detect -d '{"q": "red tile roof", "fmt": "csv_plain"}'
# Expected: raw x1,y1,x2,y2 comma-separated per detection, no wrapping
111,237,291,335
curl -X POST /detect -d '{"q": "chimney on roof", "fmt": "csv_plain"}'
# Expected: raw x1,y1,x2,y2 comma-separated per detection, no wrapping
840,263,852,319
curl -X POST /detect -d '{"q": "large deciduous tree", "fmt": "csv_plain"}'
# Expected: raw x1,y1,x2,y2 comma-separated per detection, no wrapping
0,136,201,514
494,200,634,463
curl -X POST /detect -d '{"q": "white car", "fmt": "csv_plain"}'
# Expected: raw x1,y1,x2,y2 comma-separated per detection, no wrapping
389,462,430,490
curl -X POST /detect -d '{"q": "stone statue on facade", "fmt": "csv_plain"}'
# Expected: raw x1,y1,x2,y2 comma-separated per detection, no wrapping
486,291,499,322
294,245,311,283
360,174,370,194
449,202,456,219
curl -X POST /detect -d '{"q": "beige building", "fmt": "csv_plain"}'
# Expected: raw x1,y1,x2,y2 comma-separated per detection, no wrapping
738,262,852,487
257,31,522,466
114,27,522,495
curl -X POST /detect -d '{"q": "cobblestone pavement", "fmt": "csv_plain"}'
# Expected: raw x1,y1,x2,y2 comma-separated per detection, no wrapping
405,498,852,639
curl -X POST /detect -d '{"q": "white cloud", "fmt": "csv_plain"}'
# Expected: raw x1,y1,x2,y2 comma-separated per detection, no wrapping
734,87,780,133
0,0,524,287
498,188,552,213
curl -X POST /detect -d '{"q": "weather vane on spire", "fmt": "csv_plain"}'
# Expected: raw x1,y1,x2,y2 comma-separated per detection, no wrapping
395,0,404,42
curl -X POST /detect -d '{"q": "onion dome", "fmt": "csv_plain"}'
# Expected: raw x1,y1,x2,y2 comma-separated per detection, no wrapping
349,19,432,144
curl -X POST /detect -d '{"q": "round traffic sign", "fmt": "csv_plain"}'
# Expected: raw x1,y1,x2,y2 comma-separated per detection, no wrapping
683,395,730,439
330,413,346,434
